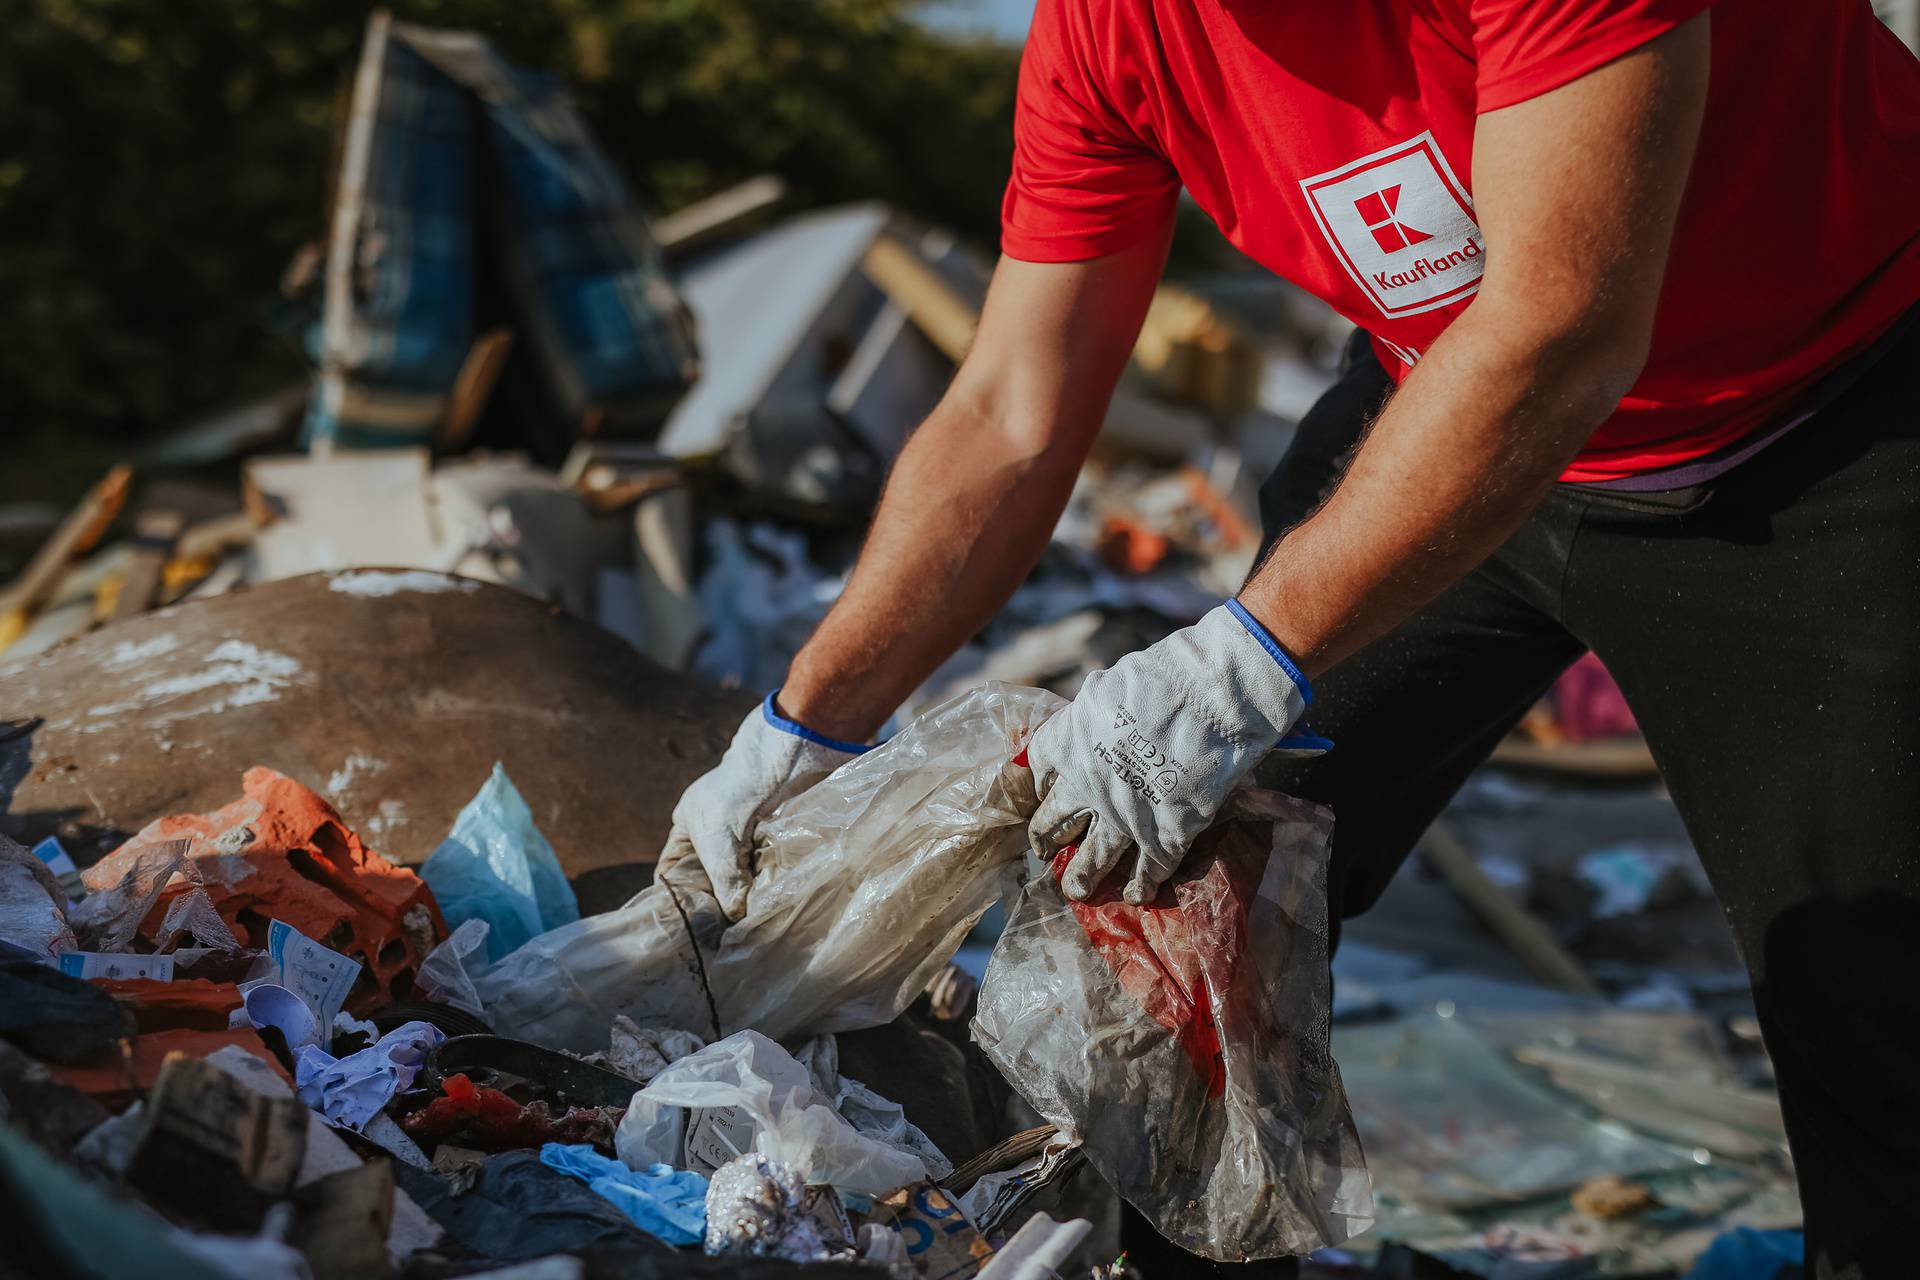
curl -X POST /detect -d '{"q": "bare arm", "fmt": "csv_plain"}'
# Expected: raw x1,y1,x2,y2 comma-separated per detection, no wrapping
1242,17,1711,675
780,226,1172,741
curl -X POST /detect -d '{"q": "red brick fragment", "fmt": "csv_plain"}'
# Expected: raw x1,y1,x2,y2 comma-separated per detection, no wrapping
89,767,446,1013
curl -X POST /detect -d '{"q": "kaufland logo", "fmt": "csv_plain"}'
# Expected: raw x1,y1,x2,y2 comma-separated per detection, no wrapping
1301,133,1485,318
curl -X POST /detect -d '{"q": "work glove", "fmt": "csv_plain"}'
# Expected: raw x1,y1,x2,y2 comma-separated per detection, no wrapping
657,694,869,920
1026,600,1329,904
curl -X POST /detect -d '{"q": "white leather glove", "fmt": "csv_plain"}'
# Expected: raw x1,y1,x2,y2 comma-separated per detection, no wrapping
658,694,869,920
1026,600,1328,904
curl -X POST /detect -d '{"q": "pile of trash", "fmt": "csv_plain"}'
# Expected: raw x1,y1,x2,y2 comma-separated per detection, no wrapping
0,682,1370,1278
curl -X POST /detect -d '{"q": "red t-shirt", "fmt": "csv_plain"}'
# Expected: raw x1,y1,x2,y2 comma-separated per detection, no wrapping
1003,0,1920,481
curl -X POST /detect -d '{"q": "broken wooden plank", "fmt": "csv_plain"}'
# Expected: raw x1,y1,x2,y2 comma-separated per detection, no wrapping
108,510,186,624
861,234,979,362
1421,817,1604,998
436,326,514,451
861,234,1215,463
653,173,787,255
0,464,133,655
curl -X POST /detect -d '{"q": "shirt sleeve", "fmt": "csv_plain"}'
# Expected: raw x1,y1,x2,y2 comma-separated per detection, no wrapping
1000,0,1181,263
1465,0,1718,113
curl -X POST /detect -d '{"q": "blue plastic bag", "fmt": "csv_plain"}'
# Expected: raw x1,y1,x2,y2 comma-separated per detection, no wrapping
421,765,578,962
539,1143,708,1246
1684,1228,1805,1280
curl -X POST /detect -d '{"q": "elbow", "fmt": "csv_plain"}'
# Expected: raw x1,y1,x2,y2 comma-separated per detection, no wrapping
1558,332,1650,425
1471,277,1658,426
1491,305,1655,427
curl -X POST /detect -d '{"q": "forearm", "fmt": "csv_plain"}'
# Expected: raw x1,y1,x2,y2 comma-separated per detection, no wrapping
781,392,1088,741
1240,300,1639,677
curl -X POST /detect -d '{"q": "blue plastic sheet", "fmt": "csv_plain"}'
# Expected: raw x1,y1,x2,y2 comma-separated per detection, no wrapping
421,764,578,962
538,1143,708,1247
1684,1228,1805,1280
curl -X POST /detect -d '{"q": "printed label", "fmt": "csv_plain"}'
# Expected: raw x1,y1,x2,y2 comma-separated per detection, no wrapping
32,836,86,901
683,1105,759,1172
1301,132,1485,318
59,951,174,981
266,918,362,1029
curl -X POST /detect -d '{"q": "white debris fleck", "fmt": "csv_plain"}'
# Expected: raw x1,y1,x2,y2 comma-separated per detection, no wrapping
84,640,309,723
102,634,182,670
365,799,408,842
326,751,389,802
327,570,477,598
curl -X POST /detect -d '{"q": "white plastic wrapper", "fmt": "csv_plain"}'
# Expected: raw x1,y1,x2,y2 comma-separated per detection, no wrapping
973,788,1373,1261
476,684,1060,1049
618,1029,938,1196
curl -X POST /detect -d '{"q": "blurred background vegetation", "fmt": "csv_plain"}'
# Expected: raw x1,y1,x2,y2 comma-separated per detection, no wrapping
0,0,1022,501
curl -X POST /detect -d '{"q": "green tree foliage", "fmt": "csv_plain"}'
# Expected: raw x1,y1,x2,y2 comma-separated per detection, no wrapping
0,0,1017,484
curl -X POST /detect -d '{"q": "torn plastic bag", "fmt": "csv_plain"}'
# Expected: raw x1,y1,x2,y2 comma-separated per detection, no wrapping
69,836,193,953
973,788,1373,1260
415,918,491,1016
421,765,579,962
475,683,1061,1049
0,835,76,961
616,1029,935,1196
790,1034,952,1183
152,887,242,952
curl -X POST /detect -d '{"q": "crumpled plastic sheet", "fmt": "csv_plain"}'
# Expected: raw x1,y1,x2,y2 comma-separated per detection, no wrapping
0,835,76,961
1335,1012,1696,1211
617,1029,939,1196
973,788,1374,1261
295,1019,446,1129
421,764,579,963
153,887,242,952
702,1151,825,1262
789,1033,952,1182
539,1142,709,1247
415,917,491,1016
475,683,1060,1049
585,1016,706,1084
68,838,192,954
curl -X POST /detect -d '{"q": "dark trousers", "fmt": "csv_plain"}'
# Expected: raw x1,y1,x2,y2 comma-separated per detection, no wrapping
1122,325,1920,1279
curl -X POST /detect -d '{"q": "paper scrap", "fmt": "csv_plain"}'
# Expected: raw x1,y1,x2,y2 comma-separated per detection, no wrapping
58,952,174,981
266,918,361,1029
32,836,86,901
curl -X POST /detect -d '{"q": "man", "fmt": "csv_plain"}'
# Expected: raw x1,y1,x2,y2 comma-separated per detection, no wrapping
665,2,1920,1275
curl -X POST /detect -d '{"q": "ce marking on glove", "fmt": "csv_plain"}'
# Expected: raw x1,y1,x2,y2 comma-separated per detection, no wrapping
1094,710,1189,803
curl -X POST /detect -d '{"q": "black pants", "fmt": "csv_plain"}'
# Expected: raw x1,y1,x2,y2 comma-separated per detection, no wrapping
1122,326,1920,1279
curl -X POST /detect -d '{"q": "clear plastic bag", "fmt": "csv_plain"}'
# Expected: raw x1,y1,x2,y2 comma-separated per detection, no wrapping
972,788,1373,1261
476,683,1060,1050
617,1029,937,1196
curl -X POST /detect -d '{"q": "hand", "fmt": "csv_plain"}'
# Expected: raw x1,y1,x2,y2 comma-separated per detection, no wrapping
657,694,869,919
1026,601,1327,904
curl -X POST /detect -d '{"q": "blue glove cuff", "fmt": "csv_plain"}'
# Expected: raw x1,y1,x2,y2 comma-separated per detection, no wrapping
762,692,871,755
1225,598,1314,706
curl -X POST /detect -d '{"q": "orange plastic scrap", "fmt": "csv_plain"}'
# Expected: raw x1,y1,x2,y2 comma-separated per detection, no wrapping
96,767,445,1013
49,1027,292,1109
1098,514,1173,575
98,978,244,1033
